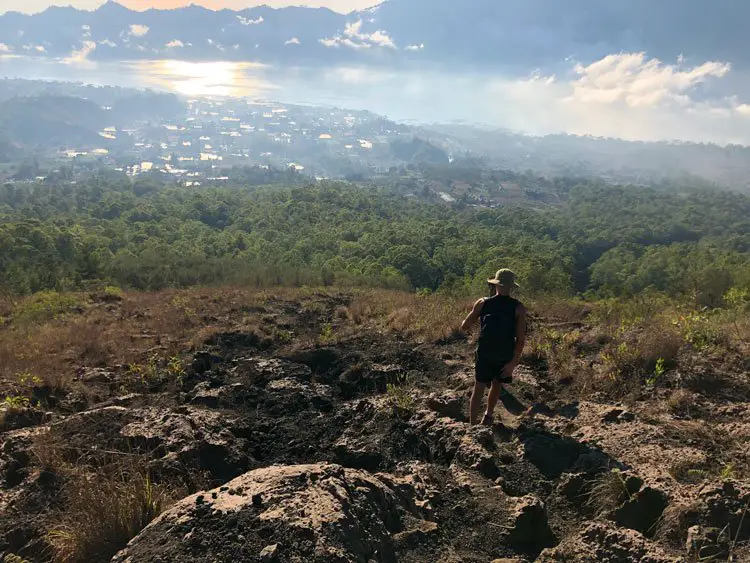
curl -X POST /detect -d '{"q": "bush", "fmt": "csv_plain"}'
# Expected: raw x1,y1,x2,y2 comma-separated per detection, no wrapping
12,291,86,324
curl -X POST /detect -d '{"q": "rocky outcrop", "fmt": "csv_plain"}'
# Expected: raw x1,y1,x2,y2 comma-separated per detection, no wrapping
538,522,682,562
112,463,423,563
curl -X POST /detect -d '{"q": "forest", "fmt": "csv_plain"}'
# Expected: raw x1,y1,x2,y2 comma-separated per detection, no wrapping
0,173,748,306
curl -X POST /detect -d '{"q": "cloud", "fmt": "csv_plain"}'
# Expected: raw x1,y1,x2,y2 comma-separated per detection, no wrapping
405,43,424,51
99,39,117,47
237,15,263,25
285,37,301,46
0,43,10,53
166,39,185,48
65,40,97,63
128,24,150,37
23,44,45,52
570,52,731,109
475,53,750,143
320,19,395,49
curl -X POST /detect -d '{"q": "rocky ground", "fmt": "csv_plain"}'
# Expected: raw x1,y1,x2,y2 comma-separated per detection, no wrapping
0,289,748,562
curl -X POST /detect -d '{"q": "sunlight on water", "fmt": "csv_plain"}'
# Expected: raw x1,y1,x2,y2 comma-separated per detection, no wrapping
126,60,276,97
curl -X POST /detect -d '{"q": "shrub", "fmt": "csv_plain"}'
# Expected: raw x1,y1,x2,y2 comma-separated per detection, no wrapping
12,291,86,324
673,311,724,350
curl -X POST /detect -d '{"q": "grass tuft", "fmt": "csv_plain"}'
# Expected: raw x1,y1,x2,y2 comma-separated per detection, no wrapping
47,468,177,563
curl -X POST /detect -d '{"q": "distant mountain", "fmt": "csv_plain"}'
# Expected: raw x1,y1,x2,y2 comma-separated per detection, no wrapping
1,0,749,72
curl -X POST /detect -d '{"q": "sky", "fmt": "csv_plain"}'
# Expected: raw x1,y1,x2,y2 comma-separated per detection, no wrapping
0,0,379,14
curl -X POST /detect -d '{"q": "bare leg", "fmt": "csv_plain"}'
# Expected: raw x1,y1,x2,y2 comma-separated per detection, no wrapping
469,381,487,425
486,380,504,420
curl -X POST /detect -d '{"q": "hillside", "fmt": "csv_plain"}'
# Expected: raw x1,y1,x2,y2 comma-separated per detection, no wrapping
0,286,747,562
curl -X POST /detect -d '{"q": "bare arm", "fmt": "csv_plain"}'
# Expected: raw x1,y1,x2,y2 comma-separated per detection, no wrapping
510,304,527,367
461,299,485,332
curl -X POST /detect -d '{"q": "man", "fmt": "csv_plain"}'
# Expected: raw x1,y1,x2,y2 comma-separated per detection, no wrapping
461,269,527,425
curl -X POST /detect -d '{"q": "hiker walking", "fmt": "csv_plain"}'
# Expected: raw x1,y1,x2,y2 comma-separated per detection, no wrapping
461,269,527,425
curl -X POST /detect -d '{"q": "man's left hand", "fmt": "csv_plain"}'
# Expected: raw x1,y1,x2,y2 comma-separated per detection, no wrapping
503,363,517,379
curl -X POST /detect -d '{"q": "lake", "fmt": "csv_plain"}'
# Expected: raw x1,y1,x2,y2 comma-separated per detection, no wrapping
0,56,505,127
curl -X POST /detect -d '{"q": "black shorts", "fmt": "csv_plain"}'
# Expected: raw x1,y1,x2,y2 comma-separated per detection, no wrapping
475,355,512,385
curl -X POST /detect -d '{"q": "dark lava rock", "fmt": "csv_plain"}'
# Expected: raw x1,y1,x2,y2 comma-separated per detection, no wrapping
612,486,669,537
686,525,730,560
507,495,556,550
538,522,680,562
112,463,417,563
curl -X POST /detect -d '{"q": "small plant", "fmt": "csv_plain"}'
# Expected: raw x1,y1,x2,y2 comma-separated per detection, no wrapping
166,356,186,387
724,287,749,344
2,395,30,409
720,463,736,480
646,357,667,387
17,371,42,388
385,373,415,416
170,295,196,320
674,311,722,350
3,554,31,563
600,341,642,383
319,323,334,344
275,329,293,343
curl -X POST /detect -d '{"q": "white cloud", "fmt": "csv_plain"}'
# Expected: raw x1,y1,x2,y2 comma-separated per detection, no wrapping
570,52,730,109
237,15,263,25
320,19,396,50
475,53,750,144
98,39,117,47
285,37,301,46
81,24,90,31
65,40,96,64
405,43,424,51
128,24,149,37
0,43,10,53
166,39,185,48
22,44,45,52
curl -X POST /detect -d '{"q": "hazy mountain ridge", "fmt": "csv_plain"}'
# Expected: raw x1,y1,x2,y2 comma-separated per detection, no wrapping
2,0,750,71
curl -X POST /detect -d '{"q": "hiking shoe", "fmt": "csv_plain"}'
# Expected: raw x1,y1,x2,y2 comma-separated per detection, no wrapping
481,413,494,426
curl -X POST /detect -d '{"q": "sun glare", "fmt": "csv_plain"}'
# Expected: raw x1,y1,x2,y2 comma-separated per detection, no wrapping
129,59,275,97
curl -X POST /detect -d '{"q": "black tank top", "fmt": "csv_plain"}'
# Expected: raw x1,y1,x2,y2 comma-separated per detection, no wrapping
477,295,519,362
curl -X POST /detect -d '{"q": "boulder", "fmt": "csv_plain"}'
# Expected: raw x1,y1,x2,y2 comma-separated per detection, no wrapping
426,390,465,421
538,522,681,562
507,495,555,549
112,463,423,563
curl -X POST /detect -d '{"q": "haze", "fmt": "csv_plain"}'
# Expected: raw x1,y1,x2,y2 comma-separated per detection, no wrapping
0,0,379,14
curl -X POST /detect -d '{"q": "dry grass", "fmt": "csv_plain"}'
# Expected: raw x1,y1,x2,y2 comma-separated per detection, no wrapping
46,467,180,563
586,469,632,516
31,431,184,563
347,290,471,343
0,287,275,397
668,389,697,417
